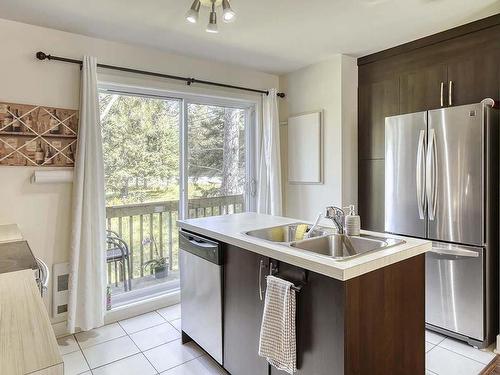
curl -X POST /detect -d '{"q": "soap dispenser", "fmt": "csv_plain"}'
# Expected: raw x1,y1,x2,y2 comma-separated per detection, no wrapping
344,205,360,236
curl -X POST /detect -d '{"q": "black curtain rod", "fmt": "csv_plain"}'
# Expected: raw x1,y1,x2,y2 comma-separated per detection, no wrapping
35,51,285,98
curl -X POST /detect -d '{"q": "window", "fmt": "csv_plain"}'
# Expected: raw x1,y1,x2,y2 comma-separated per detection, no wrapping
100,87,255,308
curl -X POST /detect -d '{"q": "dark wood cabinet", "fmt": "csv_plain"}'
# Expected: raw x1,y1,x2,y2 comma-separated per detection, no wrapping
447,51,500,106
358,159,385,232
269,261,345,375
358,78,399,159
223,247,425,375
223,244,269,375
344,255,425,374
224,247,346,375
358,17,500,233
399,64,447,114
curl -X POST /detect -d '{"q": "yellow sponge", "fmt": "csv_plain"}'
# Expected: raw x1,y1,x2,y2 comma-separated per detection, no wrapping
269,227,284,242
295,224,308,241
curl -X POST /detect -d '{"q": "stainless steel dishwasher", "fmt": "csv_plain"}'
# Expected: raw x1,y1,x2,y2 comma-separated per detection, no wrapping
179,230,223,365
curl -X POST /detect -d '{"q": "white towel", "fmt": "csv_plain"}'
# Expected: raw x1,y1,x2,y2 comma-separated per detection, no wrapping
258,275,297,374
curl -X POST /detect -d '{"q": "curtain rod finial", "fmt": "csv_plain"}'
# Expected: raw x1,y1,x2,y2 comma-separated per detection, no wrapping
36,51,47,60
266,91,286,98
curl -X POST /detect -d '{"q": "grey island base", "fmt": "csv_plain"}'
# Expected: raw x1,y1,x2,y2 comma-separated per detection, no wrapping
178,213,430,375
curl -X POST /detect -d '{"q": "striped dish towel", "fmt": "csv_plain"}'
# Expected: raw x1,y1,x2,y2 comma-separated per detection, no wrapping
258,275,297,374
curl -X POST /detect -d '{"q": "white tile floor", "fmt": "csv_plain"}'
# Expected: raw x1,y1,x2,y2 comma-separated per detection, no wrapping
58,304,226,375
58,303,495,375
425,330,495,375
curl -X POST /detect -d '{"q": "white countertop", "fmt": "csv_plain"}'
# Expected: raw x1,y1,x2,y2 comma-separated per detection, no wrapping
0,269,63,374
178,212,431,281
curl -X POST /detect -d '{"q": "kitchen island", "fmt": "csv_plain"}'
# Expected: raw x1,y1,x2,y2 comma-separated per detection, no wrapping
178,212,431,375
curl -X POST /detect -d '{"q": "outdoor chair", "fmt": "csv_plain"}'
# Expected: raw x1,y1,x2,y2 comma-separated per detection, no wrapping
106,230,132,292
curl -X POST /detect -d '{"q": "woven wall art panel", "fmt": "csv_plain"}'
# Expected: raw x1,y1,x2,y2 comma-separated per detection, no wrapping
0,102,78,167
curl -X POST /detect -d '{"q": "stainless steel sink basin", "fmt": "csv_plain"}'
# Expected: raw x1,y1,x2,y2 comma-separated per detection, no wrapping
244,223,332,243
290,234,405,260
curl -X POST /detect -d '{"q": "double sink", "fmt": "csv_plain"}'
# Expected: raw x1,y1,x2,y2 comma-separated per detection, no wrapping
245,223,404,261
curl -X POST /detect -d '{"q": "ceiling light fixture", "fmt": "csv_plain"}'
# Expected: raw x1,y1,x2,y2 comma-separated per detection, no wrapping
206,0,218,33
185,0,201,24
185,0,236,33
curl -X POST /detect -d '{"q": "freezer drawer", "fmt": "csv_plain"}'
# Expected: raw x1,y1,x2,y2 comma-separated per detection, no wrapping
425,242,484,341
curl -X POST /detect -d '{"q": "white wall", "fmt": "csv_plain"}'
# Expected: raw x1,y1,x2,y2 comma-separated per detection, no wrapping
0,18,279,320
279,55,357,221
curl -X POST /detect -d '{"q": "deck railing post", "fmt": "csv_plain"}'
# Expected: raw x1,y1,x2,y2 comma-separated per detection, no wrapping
149,213,154,275
129,216,134,280
159,212,164,259
168,211,173,271
139,215,144,278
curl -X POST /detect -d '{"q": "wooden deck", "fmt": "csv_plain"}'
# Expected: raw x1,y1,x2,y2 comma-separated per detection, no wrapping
109,269,180,308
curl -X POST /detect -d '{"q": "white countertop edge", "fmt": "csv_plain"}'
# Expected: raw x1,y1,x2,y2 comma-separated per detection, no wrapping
177,213,431,281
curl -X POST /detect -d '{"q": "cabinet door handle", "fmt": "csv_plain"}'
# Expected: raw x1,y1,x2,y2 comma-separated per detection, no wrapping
258,259,264,301
440,82,444,107
448,80,453,106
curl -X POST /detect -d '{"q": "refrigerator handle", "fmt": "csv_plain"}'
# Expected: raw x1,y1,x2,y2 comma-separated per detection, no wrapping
416,130,426,220
481,98,495,113
426,129,437,220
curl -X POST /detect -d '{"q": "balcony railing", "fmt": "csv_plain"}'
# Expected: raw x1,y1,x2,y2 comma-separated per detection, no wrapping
105,194,244,287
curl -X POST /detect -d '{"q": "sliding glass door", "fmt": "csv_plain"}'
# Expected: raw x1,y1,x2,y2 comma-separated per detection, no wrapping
99,88,255,308
100,92,182,307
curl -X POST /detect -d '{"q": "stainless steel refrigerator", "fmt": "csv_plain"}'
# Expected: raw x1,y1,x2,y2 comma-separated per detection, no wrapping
385,99,498,348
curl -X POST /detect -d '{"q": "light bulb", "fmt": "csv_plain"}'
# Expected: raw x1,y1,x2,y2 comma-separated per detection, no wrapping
222,0,236,23
206,20,218,33
223,10,235,22
206,3,218,33
185,0,201,24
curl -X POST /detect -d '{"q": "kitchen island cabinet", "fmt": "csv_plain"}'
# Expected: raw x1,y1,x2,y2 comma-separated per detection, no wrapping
223,244,269,375
223,243,424,375
179,213,430,375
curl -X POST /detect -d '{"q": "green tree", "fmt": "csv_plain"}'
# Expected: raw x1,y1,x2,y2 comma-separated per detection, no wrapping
100,94,179,204
100,94,246,205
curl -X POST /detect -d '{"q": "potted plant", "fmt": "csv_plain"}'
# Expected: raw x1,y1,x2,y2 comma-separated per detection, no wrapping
142,236,169,279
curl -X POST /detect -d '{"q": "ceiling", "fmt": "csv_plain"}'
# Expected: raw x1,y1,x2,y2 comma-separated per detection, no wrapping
0,0,498,74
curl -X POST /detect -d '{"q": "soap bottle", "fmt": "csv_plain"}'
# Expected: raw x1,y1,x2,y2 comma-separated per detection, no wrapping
344,205,360,236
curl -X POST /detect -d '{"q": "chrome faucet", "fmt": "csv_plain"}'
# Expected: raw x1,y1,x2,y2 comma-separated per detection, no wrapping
325,206,345,234
304,212,323,239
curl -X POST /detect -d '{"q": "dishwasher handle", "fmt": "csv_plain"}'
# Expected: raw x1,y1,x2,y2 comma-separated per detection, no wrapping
179,230,222,265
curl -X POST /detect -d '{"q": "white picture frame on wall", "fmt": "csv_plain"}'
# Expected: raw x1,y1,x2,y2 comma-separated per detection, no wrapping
287,110,323,184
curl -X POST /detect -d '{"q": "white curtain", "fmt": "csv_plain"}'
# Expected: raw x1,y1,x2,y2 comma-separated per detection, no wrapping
257,88,283,216
67,56,106,333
